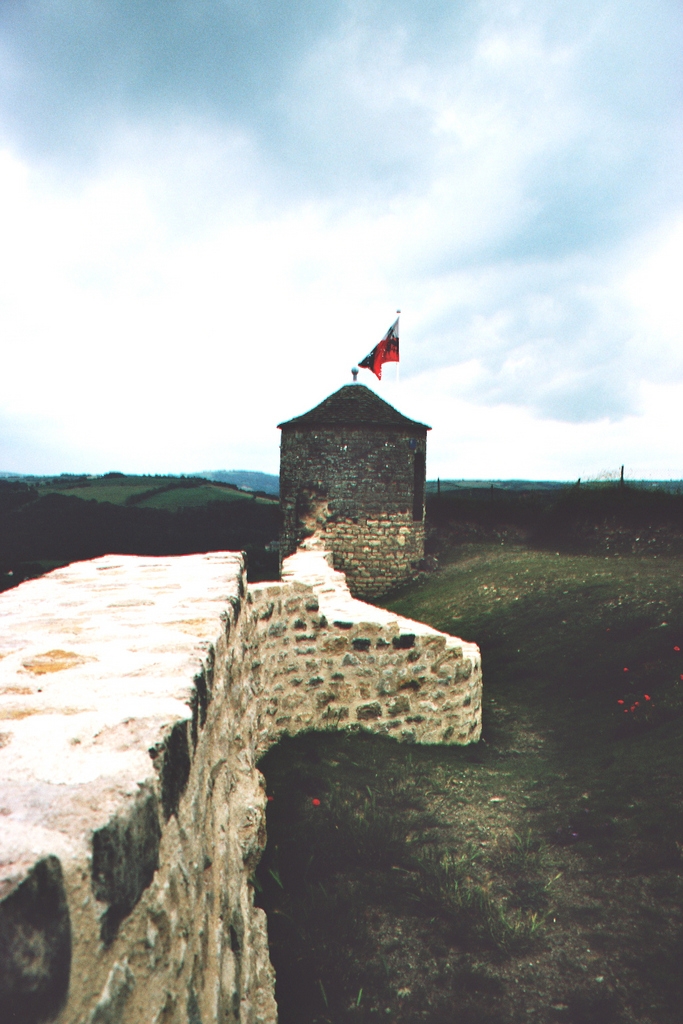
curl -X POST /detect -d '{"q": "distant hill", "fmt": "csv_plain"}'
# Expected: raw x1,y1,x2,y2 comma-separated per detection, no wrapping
0,472,279,502
426,479,683,493
0,473,277,508
426,479,567,493
0,473,280,592
3,471,680,496
197,470,280,495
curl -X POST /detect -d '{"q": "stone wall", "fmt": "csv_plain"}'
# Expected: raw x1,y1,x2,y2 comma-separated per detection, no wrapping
0,550,481,1024
280,426,428,597
315,512,425,600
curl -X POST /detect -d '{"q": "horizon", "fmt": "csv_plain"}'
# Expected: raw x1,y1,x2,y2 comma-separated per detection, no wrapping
3,468,683,486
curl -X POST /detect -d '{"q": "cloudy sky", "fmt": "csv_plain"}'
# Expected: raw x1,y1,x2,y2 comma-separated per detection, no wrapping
0,0,681,480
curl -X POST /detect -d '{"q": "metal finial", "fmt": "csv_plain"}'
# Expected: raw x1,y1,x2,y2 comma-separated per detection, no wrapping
351,367,359,382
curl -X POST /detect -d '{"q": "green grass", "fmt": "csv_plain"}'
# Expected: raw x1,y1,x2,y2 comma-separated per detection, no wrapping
36,479,154,505
135,482,274,509
32,474,277,509
256,542,683,1024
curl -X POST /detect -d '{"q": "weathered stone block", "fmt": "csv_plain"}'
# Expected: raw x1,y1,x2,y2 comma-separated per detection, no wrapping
91,786,161,944
0,856,71,1024
356,701,382,720
387,695,411,716
87,960,135,1024
352,638,372,651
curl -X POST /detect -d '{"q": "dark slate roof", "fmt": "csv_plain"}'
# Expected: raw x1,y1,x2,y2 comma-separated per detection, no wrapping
278,384,430,431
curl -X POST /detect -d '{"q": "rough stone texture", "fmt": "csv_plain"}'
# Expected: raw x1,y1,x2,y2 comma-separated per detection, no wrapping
279,384,429,599
0,856,71,1024
0,550,481,1024
320,511,425,599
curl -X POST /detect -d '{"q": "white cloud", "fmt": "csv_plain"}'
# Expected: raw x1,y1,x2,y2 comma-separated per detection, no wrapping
622,218,683,377
395,369,683,481
0,0,681,477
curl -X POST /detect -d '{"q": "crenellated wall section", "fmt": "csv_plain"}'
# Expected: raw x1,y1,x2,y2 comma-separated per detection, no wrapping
0,549,481,1024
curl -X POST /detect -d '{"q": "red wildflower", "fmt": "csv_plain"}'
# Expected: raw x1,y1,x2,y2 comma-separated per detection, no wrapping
630,705,636,712
311,798,321,807
644,694,651,701
634,701,640,707
623,667,629,672
624,709,629,714
267,795,274,802
617,699,625,704
675,646,681,652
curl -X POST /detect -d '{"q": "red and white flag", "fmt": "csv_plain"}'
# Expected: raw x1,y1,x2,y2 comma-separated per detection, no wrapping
358,317,399,380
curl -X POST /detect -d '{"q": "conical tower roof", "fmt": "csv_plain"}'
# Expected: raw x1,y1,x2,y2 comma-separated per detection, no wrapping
278,384,430,431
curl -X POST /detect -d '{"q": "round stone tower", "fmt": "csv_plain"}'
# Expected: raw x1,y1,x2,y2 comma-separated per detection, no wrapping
278,383,430,599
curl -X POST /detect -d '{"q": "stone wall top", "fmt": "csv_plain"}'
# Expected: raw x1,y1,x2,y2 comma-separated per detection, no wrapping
0,552,242,892
281,545,453,641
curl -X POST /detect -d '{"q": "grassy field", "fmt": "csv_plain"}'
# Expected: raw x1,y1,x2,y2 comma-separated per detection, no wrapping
26,474,276,508
131,482,273,509
255,539,683,1024
0,473,279,590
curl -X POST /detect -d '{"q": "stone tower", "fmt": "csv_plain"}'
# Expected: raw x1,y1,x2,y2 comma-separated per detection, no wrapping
278,383,430,599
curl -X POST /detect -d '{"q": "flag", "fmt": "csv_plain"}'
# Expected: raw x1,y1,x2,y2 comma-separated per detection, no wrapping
358,317,399,380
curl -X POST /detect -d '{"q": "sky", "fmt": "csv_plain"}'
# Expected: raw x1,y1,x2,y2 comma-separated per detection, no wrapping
0,0,681,481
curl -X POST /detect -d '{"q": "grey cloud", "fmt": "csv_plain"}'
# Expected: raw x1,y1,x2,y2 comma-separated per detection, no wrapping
0,0,457,156
1,0,678,213
0,0,340,155
404,256,641,423
529,374,637,424
0,0,473,210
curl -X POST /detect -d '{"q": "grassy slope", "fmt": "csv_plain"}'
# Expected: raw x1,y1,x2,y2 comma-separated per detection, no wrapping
31,475,277,508
0,474,279,590
256,542,683,1024
135,482,274,508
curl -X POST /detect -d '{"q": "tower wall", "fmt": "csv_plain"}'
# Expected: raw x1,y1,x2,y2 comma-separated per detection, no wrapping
279,425,427,598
